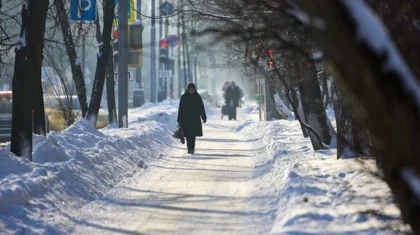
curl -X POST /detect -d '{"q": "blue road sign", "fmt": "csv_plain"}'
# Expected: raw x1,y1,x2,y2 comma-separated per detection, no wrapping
167,34,180,47
160,1,174,16
70,0,97,21
114,0,131,20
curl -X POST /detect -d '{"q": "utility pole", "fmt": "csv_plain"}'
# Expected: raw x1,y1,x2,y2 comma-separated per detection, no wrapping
82,35,86,77
118,0,129,128
165,13,170,99
159,0,163,41
192,20,197,86
181,0,188,87
131,0,145,108
177,0,182,96
133,0,143,107
184,18,192,84
150,0,157,103
158,0,163,102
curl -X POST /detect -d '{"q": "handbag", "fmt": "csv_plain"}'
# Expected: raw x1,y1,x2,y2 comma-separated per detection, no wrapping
173,125,185,144
221,104,229,115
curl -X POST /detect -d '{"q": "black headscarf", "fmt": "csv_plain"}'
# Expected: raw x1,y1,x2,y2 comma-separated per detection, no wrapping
185,83,197,94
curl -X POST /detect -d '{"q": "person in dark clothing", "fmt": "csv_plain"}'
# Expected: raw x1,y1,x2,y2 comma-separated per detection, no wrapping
225,81,241,120
177,83,207,154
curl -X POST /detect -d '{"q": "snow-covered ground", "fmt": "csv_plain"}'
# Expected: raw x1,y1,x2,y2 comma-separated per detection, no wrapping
241,117,408,234
0,100,179,234
0,100,408,234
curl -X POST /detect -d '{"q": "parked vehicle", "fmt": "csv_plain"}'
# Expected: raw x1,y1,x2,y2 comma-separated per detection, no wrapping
44,95,108,130
0,91,50,142
0,92,13,142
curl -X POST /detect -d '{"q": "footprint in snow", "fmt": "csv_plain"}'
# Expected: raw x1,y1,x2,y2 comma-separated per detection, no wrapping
338,172,346,178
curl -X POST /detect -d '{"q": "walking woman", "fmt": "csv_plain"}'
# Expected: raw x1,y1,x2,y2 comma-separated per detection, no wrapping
177,83,207,154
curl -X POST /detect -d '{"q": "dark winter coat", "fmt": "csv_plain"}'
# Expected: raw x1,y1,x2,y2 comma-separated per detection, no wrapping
177,91,207,137
225,85,241,108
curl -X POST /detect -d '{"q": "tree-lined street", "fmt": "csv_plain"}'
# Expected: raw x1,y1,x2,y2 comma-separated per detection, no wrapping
0,0,420,234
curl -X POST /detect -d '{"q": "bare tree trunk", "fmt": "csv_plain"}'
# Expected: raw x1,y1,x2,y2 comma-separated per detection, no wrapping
54,0,88,117
332,80,372,159
367,0,420,80
33,0,49,135
295,0,420,232
11,0,48,157
95,8,102,43
94,8,117,125
298,62,333,148
106,53,117,124
86,0,114,126
291,87,309,137
322,75,329,109
33,77,47,135
268,62,326,148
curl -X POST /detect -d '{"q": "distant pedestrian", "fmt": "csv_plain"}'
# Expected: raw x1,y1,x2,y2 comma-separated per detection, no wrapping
225,81,241,120
222,81,230,98
177,83,207,154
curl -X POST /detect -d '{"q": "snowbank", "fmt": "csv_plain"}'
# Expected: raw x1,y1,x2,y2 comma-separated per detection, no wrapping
239,119,408,234
0,102,178,234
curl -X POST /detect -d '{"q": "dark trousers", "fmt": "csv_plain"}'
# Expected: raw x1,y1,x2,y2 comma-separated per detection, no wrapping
228,107,237,120
186,136,196,150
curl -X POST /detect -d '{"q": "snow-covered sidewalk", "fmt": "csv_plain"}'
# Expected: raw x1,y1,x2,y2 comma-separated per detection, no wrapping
0,101,406,234
71,118,267,234
242,119,407,234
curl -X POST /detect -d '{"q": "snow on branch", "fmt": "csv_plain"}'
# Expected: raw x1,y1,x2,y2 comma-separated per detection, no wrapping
340,0,420,109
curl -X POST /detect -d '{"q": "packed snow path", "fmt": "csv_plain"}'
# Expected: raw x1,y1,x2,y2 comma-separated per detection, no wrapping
71,119,268,234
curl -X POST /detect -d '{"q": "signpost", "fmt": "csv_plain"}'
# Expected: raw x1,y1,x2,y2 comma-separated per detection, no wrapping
118,0,129,128
158,70,173,100
150,0,157,103
157,70,173,78
157,1,174,101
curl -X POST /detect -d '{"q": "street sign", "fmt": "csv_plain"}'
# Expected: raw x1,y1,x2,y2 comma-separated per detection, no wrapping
70,0,97,21
114,0,135,23
114,70,135,82
157,70,173,78
166,34,180,47
159,1,174,16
